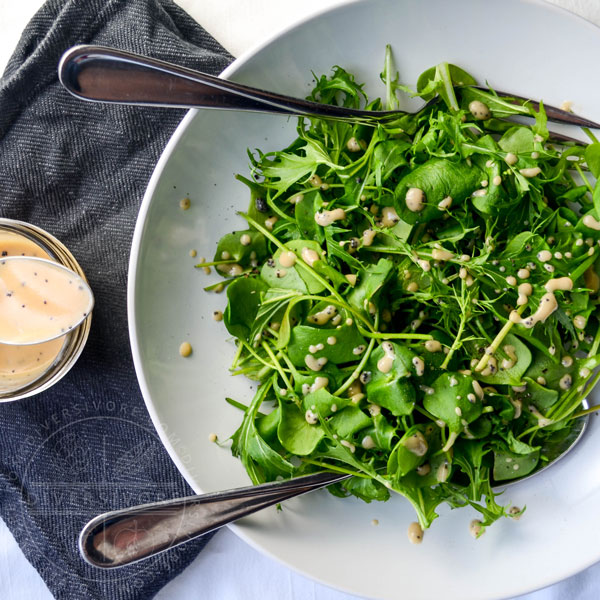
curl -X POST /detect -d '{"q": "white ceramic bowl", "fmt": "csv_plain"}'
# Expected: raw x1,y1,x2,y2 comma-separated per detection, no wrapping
128,1,600,598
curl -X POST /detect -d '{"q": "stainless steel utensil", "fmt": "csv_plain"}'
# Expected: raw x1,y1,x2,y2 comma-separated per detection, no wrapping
80,410,588,569
80,471,349,568
58,45,600,130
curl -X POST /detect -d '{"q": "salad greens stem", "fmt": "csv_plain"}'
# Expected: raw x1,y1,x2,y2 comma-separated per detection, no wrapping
333,335,377,397
474,304,526,373
440,308,467,370
261,340,295,397
236,339,278,372
300,458,370,478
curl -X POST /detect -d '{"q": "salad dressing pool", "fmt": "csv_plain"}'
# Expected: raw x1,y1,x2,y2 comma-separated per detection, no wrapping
0,231,92,393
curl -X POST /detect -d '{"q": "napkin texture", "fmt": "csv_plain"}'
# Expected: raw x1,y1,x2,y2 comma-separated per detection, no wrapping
0,1,233,598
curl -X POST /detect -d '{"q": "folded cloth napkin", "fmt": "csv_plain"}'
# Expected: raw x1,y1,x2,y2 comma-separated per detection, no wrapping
0,0,233,598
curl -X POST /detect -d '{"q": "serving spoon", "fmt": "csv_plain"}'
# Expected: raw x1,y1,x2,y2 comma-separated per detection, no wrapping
80,412,588,569
58,45,600,131
0,256,93,345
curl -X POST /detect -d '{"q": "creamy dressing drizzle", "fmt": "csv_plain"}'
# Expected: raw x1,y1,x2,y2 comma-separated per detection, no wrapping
403,431,428,456
537,250,552,262
517,282,533,306
305,409,319,424
501,345,517,370
381,206,400,227
264,216,278,230
510,398,523,419
217,263,244,277
278,251,296,268
417,259,431,272
416,463,431,476
377,342,395,373
520,167,541,178
529,404,552,426
510,292,558,328
469,100,491,120
348,380,362,397
472,380,484,400
362,229,376,247
480,355,497,377
545,277,573,292
304,355,328,371
561,355,573,368
412,356,425,376
308,305,337,325
340,439,356,453
407,522,424,544
307,376,329,395
469,519,484,538
583,214,600,231
361,435,376,450
436,460,450,482
314,208,346,227
438,196,453,210
424,340,442,352
368,403,381,416
405,188,425,212
301,247,320,267
432,248,454,261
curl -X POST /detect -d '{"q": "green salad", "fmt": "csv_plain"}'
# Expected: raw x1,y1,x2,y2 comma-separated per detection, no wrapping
200,47,600,541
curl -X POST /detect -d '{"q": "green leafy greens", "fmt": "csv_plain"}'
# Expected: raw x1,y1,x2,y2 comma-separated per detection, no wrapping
201,47,600,540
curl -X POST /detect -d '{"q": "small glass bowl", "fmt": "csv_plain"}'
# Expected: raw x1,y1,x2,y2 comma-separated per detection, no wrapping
0,218,92,401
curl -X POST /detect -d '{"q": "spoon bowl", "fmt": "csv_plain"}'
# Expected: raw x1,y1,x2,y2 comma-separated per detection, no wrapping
0,256,94,346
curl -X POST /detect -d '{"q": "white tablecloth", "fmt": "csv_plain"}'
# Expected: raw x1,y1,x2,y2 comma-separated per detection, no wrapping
1,1,600,599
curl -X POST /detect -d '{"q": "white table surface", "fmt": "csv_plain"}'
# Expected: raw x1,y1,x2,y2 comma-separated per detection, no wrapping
1,1,600,599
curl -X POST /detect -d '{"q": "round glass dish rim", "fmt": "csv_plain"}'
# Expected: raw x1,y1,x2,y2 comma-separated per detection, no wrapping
0,218,92,402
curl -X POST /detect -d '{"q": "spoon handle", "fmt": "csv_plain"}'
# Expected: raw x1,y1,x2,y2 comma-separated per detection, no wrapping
79,471,349,568
58,45,367,120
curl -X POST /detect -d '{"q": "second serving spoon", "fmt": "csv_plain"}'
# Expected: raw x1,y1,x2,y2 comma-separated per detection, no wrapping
80,411,588,569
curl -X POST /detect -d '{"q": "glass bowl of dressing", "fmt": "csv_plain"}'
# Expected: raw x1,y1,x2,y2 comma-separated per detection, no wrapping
0,218,92,402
